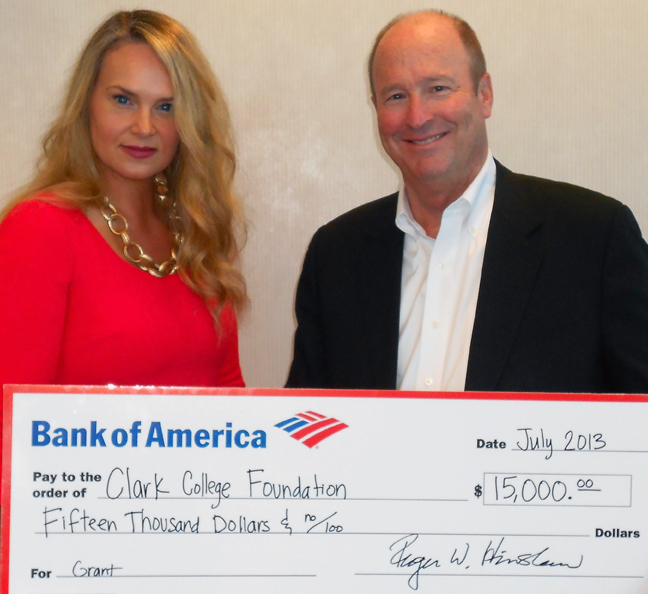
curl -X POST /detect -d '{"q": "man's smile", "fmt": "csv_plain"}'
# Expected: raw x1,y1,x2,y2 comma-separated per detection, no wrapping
408,132,447,145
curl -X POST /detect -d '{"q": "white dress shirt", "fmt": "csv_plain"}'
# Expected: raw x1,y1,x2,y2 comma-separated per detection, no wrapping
396,154,496,391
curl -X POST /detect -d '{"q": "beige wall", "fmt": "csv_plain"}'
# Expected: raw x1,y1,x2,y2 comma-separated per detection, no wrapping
1,1,647,387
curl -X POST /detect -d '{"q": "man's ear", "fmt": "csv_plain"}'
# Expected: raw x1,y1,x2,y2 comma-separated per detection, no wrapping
478,72,493,119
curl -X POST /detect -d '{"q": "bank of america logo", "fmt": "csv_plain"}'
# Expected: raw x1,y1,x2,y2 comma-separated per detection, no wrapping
275,411,348,448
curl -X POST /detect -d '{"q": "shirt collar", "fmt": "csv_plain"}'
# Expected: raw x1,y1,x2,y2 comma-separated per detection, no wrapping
396,151,496,239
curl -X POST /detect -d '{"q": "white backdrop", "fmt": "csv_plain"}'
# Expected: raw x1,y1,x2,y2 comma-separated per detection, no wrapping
1,0,647,387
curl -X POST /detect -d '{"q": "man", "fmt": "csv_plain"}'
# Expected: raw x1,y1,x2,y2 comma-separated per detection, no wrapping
286,10,648,393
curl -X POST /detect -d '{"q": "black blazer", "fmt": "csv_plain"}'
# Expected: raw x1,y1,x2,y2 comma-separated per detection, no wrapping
287,162,648,393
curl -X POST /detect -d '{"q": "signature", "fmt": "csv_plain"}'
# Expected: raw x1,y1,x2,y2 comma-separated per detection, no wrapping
388,534,584,590
389,534,440,590
482,537,583,569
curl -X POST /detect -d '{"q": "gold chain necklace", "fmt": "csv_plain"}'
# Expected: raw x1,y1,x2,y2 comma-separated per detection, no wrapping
98,195,183,278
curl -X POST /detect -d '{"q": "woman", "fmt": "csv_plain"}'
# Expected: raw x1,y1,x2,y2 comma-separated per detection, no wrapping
0,10,247,389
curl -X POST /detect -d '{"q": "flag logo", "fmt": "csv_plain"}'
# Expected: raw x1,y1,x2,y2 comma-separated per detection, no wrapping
275,411,348,448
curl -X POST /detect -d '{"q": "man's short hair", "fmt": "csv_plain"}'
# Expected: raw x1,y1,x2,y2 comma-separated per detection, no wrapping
368,10,487,97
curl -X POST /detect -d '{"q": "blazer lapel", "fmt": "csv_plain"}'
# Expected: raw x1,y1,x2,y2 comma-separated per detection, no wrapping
465,163,545,391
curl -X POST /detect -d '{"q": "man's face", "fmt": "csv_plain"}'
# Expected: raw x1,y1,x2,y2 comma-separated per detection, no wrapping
372,15,493,195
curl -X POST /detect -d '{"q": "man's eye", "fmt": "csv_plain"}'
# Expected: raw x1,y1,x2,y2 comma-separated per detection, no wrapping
431,86,448,93
387,93,405,101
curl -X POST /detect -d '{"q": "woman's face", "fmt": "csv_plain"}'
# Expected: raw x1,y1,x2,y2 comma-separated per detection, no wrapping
89,42,180,189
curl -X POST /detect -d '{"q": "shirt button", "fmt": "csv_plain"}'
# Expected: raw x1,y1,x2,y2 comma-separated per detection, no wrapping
439,263,446,269
432,321,440,328
425,378,433,386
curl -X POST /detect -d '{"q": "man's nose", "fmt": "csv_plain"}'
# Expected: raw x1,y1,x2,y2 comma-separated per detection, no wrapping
405,94,431,129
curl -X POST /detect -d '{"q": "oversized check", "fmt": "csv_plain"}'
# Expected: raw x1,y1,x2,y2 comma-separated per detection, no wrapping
2,386,647,593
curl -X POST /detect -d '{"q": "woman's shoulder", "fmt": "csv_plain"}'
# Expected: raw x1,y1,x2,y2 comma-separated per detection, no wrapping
0,195,90,257
2,194,86,234
5,194,83,221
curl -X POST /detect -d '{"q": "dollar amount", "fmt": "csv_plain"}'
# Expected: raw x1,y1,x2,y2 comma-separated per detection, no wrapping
482,473,632,507
493,475,567,503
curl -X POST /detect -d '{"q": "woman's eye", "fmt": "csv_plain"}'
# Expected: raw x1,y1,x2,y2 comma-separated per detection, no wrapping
114,95,130,105
159,103,173,113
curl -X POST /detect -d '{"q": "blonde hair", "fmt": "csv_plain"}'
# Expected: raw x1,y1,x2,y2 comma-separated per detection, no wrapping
4,10,247,317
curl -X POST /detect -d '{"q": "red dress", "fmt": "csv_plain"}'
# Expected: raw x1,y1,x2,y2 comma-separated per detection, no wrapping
0,198,245,454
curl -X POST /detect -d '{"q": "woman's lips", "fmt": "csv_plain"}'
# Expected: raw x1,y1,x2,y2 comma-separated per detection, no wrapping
121,145,157,159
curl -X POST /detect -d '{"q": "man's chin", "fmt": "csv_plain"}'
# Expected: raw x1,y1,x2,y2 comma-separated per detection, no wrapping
402,163,451,187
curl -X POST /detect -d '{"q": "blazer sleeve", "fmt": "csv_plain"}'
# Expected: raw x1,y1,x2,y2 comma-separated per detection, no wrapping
601,204,648,392
285,194,402,390
285,229,328,388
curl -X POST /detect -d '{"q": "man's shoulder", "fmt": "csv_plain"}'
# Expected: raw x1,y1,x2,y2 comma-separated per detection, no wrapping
495,162,629,228
304,192,401,262
497,163,623,213
315,192,399,238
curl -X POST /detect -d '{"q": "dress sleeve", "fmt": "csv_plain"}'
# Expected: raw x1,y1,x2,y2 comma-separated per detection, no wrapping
215,304,245,387
0,200,75,386
601,204,648,392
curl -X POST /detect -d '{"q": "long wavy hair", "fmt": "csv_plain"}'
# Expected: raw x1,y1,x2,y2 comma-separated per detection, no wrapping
4,10,247,318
